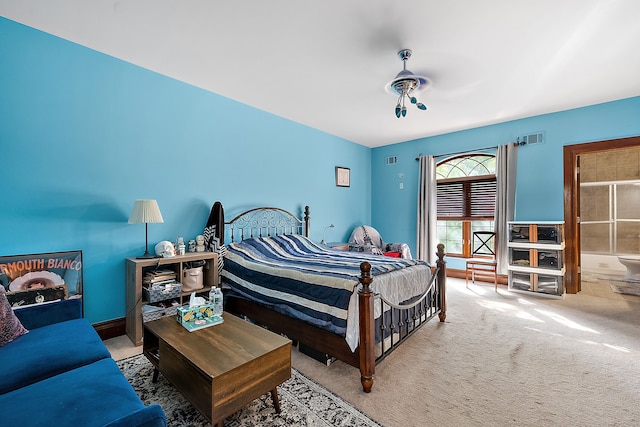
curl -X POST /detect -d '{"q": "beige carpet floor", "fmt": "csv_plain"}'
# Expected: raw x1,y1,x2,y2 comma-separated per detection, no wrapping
106,278,640,426
291,279,640,426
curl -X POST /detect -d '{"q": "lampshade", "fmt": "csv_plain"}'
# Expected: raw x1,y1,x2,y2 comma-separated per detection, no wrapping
128,200,164,224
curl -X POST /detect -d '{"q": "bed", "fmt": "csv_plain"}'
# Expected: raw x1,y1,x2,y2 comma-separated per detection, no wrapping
212,203,446,392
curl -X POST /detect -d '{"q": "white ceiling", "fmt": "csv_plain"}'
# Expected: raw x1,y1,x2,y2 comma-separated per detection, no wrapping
2,0,640,147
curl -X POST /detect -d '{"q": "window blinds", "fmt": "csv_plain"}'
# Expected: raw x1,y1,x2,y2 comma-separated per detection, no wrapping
437,176,496,220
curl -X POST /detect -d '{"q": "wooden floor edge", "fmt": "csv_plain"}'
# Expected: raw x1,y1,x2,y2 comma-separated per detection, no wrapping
94,317,126,340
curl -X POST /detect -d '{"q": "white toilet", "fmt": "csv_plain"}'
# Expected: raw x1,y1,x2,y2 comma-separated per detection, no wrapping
617,256,640,280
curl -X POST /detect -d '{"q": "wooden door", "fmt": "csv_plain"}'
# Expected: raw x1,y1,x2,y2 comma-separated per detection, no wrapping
563,136,640,294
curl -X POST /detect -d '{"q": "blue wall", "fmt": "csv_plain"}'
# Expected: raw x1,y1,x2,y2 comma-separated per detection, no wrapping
372,97,640,269
0,18,370,324
3,16,639,323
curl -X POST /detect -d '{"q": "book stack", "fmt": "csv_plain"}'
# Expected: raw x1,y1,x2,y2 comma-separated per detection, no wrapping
143,269,177,287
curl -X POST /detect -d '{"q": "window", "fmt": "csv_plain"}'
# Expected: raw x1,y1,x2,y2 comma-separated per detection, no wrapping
436,154,496,257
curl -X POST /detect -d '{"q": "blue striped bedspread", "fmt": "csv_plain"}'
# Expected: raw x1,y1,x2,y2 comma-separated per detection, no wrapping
221,234,432,351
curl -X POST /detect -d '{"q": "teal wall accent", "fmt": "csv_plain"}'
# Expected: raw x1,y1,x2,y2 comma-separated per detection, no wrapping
372,97,640,270
0,18,370,324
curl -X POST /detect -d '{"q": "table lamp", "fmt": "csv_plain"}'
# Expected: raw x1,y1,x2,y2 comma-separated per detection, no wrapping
321,224,335,245
128,199,164,258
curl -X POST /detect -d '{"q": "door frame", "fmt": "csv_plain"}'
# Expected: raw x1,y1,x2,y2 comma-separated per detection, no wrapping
563,135,640,294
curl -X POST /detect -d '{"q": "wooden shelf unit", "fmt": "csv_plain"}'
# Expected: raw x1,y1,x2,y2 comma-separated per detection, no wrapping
125,251,218,345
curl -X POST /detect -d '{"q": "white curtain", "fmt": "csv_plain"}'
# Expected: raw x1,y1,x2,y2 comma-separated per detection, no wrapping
495,143,518,274
417,155,437,264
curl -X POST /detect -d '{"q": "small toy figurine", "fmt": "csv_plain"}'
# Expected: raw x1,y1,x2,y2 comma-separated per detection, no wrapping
196,235,205,252
176,236,186,255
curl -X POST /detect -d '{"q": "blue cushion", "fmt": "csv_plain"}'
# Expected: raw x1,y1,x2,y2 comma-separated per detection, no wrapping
0,318,110,394
14,299,82,329
0,358,166,427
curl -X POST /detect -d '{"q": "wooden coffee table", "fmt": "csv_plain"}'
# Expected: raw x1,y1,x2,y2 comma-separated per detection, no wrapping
143,314,291,426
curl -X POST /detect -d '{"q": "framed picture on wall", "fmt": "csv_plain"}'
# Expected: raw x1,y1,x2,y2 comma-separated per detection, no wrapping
0,250,83,309
336,166,350,187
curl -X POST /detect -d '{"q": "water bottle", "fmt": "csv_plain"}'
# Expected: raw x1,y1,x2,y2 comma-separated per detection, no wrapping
211,286,223,317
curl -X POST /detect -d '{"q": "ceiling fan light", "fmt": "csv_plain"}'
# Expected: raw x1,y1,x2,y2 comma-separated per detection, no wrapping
386,49,429,118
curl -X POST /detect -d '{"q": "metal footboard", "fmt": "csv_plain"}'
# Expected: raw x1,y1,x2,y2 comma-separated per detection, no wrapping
374,265,442,363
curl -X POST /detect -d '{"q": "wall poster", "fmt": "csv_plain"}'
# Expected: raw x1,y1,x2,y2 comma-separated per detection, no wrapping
0,250,83,308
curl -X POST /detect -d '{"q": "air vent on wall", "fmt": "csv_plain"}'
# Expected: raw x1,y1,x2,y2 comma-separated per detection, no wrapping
519,132,545,145
385,156,398,165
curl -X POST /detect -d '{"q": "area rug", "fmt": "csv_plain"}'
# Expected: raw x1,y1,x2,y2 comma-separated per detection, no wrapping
610,282,640,296
117,354,382,427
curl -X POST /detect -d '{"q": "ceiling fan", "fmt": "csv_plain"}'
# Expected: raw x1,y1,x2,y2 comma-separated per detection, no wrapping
385,49,430,118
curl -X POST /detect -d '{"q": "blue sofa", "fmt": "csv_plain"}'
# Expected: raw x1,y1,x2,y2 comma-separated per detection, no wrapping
0,299,166,427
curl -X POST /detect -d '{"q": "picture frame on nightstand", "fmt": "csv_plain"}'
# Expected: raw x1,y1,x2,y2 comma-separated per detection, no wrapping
336,166,350,187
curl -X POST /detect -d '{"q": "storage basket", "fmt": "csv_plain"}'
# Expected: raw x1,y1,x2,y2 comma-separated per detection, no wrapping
164,305,178,318
143,282,182,303
142,304,166,322
142,303,179,322
182,266,204,292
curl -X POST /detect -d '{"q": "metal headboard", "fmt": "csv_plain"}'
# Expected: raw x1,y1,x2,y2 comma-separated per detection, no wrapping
224,206,310,242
